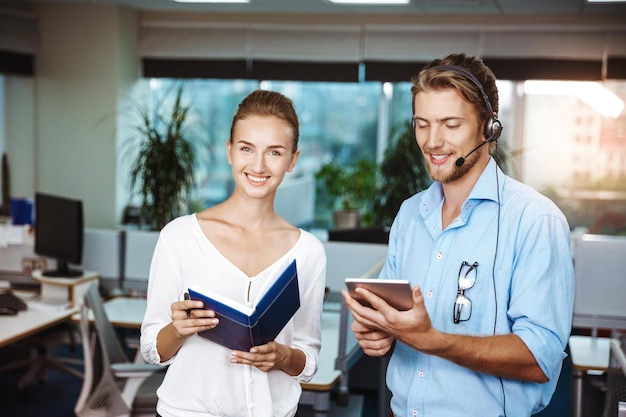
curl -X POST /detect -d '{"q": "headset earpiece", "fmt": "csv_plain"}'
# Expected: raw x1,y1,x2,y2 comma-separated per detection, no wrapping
485,117,502,142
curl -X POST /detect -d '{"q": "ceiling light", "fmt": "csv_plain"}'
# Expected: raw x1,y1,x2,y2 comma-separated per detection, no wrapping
326,0,410,4
171,0,250,3
586,0,626,3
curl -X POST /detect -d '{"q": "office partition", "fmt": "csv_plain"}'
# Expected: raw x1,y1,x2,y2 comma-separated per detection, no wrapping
573,234,626,333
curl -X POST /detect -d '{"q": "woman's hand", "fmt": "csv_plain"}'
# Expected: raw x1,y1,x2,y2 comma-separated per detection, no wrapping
230,342,305,375
170,298,219,337
156,298,219,362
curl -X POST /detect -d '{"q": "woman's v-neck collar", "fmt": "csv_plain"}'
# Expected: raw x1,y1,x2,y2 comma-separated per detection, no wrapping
190,213,302,279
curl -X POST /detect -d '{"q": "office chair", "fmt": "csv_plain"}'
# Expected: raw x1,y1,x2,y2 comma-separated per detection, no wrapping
75,283,165,417
601,335,626,417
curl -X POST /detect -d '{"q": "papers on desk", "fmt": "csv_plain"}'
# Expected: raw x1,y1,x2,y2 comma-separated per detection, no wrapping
28,299,71,312
0,224,31,247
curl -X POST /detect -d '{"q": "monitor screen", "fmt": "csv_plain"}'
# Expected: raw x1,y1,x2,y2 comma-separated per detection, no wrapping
34,192,84,278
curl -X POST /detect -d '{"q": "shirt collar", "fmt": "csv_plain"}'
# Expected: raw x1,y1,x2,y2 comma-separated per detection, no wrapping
419,157,503,219
470,157,502,204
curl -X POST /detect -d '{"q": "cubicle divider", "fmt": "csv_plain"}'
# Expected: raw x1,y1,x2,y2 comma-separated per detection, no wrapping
322,241,388,293
80,228,159,296
572,234,626,333
569,234,626,417
81,228,123,283
122,230,159,294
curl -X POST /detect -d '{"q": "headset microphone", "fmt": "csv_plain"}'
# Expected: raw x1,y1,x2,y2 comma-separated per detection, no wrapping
455,134,498,167
455,141,488,167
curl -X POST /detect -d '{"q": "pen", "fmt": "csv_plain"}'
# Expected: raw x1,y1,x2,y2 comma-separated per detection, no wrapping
184,292,191,319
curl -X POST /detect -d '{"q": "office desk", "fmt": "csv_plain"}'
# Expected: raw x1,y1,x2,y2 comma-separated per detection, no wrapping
300,309,343,416
0,273,98,348
88,297,345,417
32,270,99,308
0,301,79,349
0,291,78,347
568,335,611,417
98,296,146,329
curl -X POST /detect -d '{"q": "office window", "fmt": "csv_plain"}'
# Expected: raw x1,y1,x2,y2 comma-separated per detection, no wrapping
121,78,626,234
141,79,383,229
522,80,626,234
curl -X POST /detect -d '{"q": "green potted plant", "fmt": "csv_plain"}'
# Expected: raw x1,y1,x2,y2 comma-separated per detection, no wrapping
125,84,207,230
315,157,377,229
371,120,431,228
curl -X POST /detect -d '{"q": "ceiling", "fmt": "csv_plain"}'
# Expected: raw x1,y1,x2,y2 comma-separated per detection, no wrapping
13,0,626,16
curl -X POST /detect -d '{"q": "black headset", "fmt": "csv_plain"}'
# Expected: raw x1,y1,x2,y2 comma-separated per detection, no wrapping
412,64,503,142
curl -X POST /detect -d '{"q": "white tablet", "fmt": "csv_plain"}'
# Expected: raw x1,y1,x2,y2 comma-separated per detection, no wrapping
345,278,413,311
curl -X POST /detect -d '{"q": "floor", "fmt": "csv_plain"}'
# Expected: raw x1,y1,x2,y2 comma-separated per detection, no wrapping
296,395,365,417
0,344,83,417
0,342,606,417
0,343,373,417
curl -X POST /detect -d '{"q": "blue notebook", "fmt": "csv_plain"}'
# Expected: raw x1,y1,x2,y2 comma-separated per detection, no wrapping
188,259,300,351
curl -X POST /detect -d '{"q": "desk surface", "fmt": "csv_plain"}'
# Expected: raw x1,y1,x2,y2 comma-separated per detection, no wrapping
569,335,611,372
32,270,98,286
97,296,146,329
0,292,78,349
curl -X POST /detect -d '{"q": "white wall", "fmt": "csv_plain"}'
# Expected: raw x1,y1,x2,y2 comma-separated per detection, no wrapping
35,4,139,228
0,5,140,229
4,76,36,200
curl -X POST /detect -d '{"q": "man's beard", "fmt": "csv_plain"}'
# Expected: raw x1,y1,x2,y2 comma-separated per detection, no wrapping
425,146,480,183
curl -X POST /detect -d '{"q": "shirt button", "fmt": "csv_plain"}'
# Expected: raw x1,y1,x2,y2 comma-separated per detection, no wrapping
427,290,433,298
412,410,417,416
436,251,442,259
419,370,424,378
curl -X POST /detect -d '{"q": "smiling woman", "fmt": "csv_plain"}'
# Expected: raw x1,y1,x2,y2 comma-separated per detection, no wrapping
139,89,328,417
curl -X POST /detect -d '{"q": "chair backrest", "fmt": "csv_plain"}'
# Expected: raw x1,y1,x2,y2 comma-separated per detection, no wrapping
84,283,129,366
602,336,626,417
75,283,133,417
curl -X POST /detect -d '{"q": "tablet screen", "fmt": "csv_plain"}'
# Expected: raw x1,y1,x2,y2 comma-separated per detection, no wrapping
345,278,413,311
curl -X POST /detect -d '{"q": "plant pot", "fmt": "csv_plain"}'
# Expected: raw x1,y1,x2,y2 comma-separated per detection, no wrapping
333,210,361,230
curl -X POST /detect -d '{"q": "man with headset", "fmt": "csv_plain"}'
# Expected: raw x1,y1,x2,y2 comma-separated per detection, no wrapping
342,53,575,417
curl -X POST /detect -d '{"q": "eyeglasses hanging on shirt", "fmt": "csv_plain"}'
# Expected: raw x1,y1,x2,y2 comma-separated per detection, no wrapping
454,261,478,324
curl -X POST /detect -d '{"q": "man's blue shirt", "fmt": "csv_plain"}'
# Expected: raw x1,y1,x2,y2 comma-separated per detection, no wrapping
380,158,575,417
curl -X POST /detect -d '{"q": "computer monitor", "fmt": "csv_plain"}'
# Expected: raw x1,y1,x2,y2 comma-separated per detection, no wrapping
34,192,84,278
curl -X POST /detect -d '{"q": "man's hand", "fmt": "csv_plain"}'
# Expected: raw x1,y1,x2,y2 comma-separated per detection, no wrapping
342,285,436,353
350,320,394,356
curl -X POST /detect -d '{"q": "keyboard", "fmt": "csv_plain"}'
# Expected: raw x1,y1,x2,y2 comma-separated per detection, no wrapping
0,291,28,312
